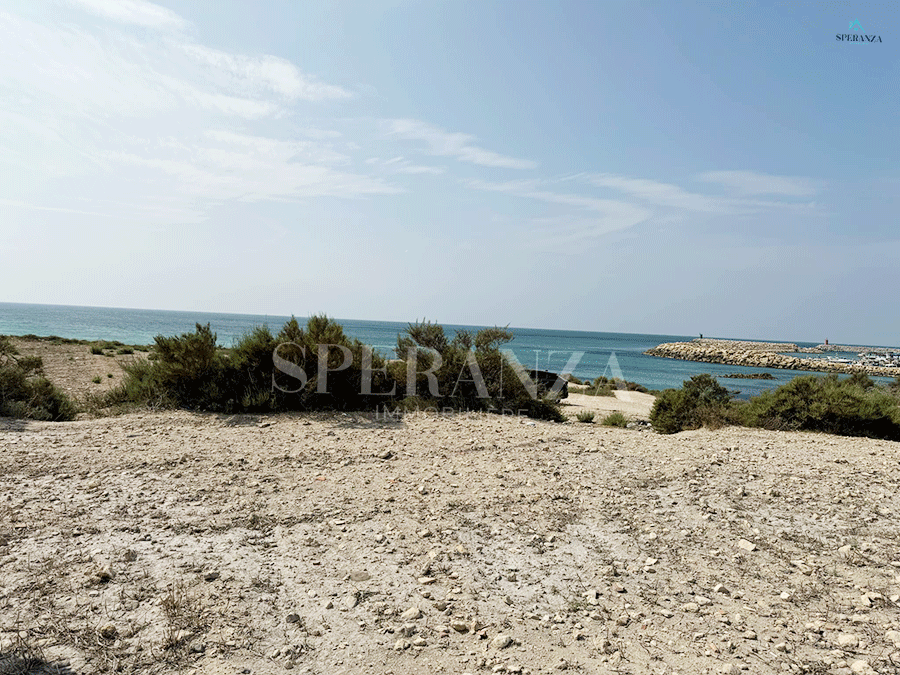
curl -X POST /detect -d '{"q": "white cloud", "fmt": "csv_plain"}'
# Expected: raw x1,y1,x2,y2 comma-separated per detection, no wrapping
387,119,537,170
105,131,401,204
470,179,652,236
0,198,112,218
66,0,188,30
585,174,731,213
183,45,353,101
698,170,816,197
365,155,445,175
396,165,445,175
0,8,385,225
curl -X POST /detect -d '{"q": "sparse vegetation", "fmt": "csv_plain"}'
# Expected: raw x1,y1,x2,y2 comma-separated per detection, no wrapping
391,320,564,421
0,336,77,421
650,372,900,440
101,317,564,421
575,410,595,423
649,373,734,434
601,411,628,427
740,373,900,440
91,375,102,384
580,376,649,397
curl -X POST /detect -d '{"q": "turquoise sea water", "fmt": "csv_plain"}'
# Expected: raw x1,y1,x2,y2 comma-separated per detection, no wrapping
0,302,893,399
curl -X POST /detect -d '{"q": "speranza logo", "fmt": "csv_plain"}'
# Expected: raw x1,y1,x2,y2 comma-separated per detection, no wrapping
837,19,882,42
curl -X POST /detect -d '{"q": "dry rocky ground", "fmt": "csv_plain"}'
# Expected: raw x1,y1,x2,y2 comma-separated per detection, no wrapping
2,342,900,675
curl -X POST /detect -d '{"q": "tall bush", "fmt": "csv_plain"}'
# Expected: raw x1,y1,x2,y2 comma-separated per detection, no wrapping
393,321,564,421
650,374,733,434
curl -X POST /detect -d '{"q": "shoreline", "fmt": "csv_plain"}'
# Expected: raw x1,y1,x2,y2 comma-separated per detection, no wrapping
646,338,900,378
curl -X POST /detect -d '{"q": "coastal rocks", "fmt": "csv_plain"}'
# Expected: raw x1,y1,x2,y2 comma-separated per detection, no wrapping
644,340,900,377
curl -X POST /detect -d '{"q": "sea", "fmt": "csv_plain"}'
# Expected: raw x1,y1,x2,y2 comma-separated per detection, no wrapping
0,302,893,399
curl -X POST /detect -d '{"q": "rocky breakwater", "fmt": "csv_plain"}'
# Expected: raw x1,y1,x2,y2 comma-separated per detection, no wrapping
801,344,900,355
645,339,900,377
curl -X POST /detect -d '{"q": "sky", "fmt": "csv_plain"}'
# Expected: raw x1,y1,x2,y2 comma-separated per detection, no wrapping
0,0,898,345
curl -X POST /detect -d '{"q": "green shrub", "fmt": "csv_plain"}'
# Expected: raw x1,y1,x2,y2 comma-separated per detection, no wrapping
91,376,101,384
393,321,564,421
742,374,900,440
102,357,171,410
0,336,76,421
390,396,434,413
576,410,595,423
112,316,396,414
583,376,648,396
109,317,563,421
649,389,687,434
117,347,134,355
601,412,628,427
90,345,104,355
650,374,733,434
583,384,614,397
149,323,226,409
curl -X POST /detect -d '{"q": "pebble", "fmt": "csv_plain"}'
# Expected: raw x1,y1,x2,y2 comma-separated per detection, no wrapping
349,571,371,582
736,539,757,552
790,560,812,575
98,623,117,640
837,633,860,649
492,634,513,649
850,660,875,674
285,614,301,624
400,606,423,621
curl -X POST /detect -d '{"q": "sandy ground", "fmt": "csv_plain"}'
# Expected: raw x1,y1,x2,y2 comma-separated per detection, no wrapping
562,388,656,421
3,342,900,675
7,339,141,407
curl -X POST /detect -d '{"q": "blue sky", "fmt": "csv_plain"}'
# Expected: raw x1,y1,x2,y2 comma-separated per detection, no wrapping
1,0,897,344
